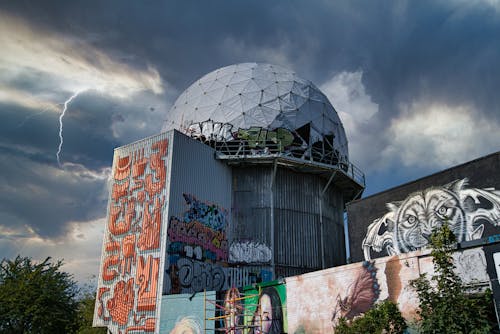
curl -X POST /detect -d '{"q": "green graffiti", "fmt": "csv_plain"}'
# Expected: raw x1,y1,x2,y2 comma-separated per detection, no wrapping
237,127,294,150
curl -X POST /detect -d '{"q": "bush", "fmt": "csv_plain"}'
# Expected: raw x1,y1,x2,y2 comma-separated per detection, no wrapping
410,223,492,334
335,299,407,334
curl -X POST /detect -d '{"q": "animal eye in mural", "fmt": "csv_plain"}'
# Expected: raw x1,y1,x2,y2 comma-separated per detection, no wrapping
331,261,380,327
362,178,500,260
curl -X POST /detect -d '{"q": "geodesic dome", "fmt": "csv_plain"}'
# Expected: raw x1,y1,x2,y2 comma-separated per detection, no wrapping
162,63,349,163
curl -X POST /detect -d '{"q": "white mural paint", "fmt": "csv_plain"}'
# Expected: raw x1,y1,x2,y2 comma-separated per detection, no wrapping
229,241,272,264
363,178,500,260
454,248,489,285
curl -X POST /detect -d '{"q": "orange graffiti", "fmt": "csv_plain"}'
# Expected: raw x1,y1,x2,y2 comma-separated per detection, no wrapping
135,255,160,312
138,197,164,251
102,255,120,281
107,278,135,326
125,318,156,333
106,240,120,252
112,180,129,202
109,198,136,236
132,148,148,178
121,234,136,276
137,190,146,203
97,287,110,319
114,156,131,181
144,139,168,198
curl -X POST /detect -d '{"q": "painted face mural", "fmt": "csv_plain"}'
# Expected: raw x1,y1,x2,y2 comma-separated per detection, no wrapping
216,284,286,334
223,288,244,334
331,261,380,327
169,316,202,334
249,287,284,334
362,178,500,260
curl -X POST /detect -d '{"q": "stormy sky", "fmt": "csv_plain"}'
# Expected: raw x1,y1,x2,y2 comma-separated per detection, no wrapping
1,0,499,283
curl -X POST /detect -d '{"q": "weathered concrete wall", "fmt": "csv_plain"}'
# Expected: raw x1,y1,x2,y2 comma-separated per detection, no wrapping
286,247,490,334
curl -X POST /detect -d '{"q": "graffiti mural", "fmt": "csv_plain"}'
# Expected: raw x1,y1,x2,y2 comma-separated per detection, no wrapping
166,194,255,294
229,241,272,264
94,133,171,333
330,261,380,326
362,178,500,260
185,120,298,152
215,282,287,334
286,259,410,333
159,292,215,334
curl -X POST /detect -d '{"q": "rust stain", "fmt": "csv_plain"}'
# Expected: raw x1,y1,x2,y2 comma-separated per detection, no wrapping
384,256,402,302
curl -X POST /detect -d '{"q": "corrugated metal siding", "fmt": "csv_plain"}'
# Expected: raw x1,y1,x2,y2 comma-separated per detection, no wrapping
164,131,233,294
322,186,346,267
231,164,346,279
94,131,173,334
274,169,322,271
231,166,273,245
168,131,232,216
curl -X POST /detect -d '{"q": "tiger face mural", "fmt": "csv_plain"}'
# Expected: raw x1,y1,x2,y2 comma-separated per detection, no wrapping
362,179,500,260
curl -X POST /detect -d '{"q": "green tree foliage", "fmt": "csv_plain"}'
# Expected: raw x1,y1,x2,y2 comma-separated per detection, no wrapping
76,293,106,334
0,255,80,333
410,223,492,334
335,300,407,334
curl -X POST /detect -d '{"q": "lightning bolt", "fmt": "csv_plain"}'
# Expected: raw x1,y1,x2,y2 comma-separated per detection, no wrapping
56,90,84,167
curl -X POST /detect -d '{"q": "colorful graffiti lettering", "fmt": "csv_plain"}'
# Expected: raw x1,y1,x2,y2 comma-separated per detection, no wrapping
168,217,228,261
185,120,296,153
166,194,258,294
182,193,228,231
236,127,294,150
94,135,170,333
166,257,254,294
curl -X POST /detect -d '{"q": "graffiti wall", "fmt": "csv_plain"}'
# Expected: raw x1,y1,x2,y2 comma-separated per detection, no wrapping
165,194,255,294
286,247,490,333
348,152,500,262
93,132,172,333
215,282,287,334
158,291,215,334
185,120,297,152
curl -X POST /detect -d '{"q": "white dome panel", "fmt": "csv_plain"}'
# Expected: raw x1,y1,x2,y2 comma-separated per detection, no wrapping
163,62,349,160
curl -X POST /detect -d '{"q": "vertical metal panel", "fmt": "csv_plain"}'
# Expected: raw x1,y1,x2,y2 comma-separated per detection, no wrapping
94,131,173,334
231,164,347,279
164,131,233,294
231,166,273,245
168,130,232,216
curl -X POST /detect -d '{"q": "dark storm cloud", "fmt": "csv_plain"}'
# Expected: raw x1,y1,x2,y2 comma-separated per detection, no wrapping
0,147,108,238
1,0,499,231
4,1,500,119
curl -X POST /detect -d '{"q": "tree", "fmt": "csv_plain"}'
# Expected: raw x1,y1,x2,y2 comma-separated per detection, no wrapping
76,292,106,334
335,299,407,334
410,223,492,334
0,256,79,333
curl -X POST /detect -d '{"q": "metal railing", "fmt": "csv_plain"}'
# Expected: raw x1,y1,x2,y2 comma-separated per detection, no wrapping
203,139,365,187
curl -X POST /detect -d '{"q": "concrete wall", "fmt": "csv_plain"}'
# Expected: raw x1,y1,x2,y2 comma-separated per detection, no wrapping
347,151,500,262
154,245,494,334
285,247,490,334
